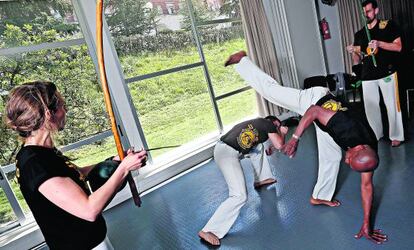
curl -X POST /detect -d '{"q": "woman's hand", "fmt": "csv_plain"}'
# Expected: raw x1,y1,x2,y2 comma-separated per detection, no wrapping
112,147,135,162
118,149,147,173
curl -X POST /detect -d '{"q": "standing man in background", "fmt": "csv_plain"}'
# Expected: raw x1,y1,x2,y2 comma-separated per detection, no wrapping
347,0,404,147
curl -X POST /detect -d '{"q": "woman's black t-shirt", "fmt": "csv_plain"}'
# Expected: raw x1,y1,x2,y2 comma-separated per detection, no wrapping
16,146,106,250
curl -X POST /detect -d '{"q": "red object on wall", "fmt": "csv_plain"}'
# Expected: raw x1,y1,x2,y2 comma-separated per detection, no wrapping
319,18,331,40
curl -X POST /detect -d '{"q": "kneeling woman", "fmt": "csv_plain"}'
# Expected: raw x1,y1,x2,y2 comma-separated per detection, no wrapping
5,81,147,250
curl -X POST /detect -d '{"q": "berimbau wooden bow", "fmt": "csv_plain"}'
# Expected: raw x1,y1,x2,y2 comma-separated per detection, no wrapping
357,0,377,67
96,0,142,207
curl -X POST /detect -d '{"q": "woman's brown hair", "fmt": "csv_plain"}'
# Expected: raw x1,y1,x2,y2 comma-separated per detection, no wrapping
5,81,61,137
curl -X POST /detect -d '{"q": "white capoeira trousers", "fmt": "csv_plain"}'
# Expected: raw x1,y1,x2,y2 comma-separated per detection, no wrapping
202,141,274,238
362,72,404,141
92,236,114,250
235,57,342,201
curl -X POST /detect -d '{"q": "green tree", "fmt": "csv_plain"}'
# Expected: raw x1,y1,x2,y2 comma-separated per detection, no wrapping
0,0,78,37
219,0,240,19
179,0,211,30
105,0,159,37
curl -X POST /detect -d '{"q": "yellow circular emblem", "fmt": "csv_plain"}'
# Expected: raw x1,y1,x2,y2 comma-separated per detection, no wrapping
239,130,255,148
237,124,259,150
322,100,339,111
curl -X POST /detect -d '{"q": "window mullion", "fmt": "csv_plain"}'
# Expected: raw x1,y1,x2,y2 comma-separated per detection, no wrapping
0,167,27,226
186,0,223,132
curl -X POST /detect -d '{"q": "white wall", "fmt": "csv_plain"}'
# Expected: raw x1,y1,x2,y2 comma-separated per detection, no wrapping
317,0,345,74
282,0,326,87
263,0,345,87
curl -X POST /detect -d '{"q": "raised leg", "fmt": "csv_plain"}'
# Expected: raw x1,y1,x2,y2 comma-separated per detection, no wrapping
235,57,328,115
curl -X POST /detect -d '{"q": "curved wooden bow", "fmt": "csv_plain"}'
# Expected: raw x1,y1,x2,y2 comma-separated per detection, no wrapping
96,0,141,207
357,0,377,67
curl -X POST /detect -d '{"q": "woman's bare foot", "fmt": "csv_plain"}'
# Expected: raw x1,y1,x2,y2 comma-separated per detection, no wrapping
391,140,401,147
254,178,277,189
224,51,247,66
310,197,341,207
198,231,220,246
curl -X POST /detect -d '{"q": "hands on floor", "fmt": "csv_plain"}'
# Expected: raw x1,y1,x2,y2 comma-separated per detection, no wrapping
354,224,387,244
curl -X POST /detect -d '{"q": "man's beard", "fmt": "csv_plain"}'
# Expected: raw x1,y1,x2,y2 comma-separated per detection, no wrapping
366,16,375,24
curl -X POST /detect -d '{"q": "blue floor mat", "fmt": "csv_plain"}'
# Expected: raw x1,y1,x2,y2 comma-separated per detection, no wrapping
104,125,414,250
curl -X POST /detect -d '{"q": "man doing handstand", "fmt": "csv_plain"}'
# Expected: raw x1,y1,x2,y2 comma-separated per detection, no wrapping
282,92,387,244
226,51,387,244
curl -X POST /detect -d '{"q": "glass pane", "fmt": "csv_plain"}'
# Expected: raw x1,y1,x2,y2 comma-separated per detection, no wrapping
64,137,118,168
0,0,82,48
105,0,200,77
201,22,247,96
191,0,241,22
3,169,31,215
0,166,31,234
0,186,18,231
0,45,110,167
217,89,258,128
129,67,217,160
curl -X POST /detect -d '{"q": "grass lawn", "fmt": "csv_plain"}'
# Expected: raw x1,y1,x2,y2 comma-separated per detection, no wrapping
68,38,253,166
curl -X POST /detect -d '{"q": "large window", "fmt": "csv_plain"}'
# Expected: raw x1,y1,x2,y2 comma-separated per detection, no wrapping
105,0,254,160
0,0,113,234
0,0,256,243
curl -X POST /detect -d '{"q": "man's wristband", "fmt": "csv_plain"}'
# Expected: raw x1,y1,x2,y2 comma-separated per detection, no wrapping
292,134,300,140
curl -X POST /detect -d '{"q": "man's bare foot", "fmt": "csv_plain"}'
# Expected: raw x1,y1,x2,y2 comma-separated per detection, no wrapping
198,231,220,246
224,50,247,67
254,178,277,189
391,140,401,147
310,197,341,207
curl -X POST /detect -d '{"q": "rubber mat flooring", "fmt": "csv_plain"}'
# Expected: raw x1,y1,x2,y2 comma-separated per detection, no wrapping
104,125,414,250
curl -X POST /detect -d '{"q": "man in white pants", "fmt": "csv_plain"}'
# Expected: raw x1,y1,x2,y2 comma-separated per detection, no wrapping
199,116,287,245
347,0,404,146
226,51,343,207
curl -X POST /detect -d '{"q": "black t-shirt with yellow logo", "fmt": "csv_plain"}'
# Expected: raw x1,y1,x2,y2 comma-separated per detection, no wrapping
220,118,277,154
315,94,377,151
353,20,401,80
